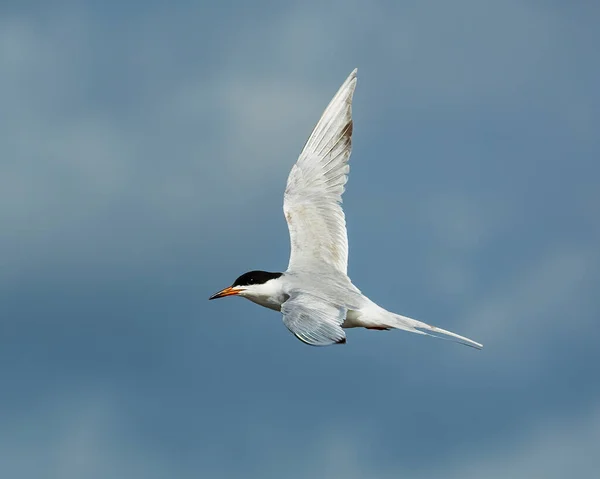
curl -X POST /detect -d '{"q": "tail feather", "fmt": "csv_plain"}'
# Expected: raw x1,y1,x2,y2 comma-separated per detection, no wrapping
387,312,483,350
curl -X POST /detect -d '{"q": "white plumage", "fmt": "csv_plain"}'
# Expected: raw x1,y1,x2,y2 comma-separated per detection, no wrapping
284,69,356,275
210,69,483,350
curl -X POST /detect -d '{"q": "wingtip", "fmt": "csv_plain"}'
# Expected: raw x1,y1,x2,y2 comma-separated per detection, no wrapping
342,68,358,85
342,69,358,95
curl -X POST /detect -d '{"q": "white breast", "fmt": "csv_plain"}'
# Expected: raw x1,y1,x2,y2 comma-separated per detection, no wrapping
247,295,284,312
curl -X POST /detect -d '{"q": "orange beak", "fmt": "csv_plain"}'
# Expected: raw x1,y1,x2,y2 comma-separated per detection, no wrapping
209,286,243,300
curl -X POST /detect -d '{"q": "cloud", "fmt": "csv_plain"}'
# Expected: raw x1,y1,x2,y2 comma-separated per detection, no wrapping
1,0,597,284
307,402,600,479
2,390,598,479
2,380,598,479
0,391,169,479
0,10,328,280
1,5,598,477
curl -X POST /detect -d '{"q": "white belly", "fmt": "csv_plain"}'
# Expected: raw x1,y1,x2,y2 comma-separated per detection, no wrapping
341,309,363,328
247,295,284,312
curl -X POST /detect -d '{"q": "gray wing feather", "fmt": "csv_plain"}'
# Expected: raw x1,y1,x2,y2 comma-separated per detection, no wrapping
281,292,347,346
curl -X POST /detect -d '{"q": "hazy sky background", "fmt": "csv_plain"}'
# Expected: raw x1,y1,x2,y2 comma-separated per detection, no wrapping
1,1,599,477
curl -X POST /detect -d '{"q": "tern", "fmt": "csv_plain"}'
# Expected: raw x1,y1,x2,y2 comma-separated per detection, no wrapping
210,69,482,349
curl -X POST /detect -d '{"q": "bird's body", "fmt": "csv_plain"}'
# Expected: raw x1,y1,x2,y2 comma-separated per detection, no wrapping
210,69,483,349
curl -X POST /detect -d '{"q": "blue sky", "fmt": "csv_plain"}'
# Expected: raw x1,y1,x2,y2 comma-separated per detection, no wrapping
1,1,599,477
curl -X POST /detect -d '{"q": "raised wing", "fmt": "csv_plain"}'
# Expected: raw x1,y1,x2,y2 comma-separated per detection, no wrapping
281,292,347,346
284,69,357,274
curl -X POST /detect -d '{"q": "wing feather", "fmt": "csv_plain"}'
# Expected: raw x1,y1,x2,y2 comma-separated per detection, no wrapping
281,292,347,346
284,69,357,274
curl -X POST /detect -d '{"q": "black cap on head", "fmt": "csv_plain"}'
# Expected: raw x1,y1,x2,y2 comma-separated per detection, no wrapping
232,271,283,287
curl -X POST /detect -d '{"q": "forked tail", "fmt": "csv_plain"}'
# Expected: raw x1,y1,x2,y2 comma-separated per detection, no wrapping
384,310,483,349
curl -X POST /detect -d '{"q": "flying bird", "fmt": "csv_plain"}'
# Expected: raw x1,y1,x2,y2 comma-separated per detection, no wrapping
210,69,482,349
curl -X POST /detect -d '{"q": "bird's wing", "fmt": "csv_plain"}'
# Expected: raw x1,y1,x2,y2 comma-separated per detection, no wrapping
284,69,357,274
281,291,347,346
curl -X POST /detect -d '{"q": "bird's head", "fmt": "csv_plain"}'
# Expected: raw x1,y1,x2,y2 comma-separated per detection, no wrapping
209,270,283,301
